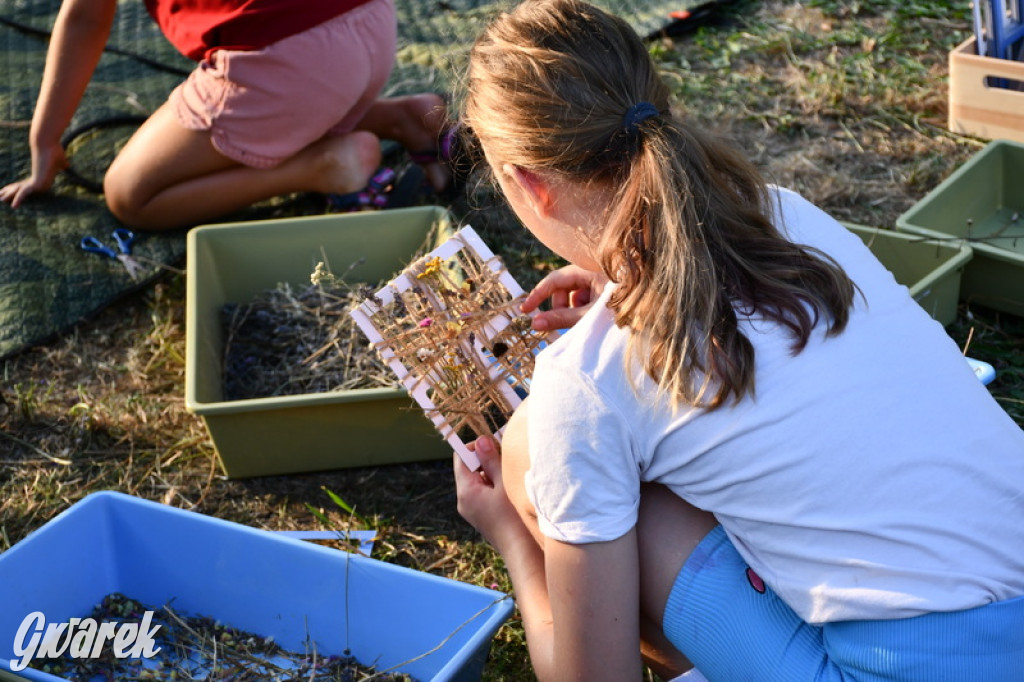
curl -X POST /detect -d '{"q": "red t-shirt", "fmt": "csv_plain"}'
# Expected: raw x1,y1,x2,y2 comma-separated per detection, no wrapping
145,0,374,61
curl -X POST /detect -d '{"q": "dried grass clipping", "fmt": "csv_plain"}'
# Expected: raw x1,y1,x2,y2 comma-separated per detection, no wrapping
32,592,413,681
221,259,399,402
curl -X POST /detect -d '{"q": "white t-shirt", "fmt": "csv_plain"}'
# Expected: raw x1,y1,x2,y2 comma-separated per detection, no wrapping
525,186,1024,624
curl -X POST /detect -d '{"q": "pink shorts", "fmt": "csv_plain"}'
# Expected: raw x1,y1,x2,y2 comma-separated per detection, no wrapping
168,0,397,168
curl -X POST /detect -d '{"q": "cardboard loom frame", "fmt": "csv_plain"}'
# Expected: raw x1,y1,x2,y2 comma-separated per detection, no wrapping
350,226,557,470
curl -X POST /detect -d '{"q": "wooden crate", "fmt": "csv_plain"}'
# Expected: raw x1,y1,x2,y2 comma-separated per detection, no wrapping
948,37,1024,143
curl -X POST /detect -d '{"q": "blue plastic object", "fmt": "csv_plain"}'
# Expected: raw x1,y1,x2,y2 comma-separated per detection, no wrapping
273,529,378,556
79,228,145,280
967,357,998,386
0,492,513,682
976,0,1024,60
80,228,135,259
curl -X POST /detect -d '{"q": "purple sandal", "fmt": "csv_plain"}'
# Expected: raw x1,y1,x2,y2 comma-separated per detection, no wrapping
326,167,396,212
326,165,424,212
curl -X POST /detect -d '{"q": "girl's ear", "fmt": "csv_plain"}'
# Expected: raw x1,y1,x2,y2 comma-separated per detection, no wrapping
504,164,556,218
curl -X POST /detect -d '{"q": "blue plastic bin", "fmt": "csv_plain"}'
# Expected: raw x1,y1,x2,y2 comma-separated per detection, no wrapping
0,492,513,682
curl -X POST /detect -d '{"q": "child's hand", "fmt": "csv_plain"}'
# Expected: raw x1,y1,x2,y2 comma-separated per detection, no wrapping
522,264,608,331
0,145,68,208
454,436,533,553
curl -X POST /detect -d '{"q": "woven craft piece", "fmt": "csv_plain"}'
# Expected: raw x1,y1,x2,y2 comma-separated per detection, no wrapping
350,226,557,469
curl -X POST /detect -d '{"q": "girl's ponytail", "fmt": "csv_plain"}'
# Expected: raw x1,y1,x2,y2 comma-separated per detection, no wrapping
465,0,856,409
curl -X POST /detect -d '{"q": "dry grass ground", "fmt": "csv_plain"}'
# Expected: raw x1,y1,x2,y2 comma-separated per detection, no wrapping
2,1,1022,680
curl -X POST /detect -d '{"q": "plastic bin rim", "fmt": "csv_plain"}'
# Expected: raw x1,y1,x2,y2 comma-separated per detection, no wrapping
896,139,1024,226
184,383,410,415
892,228,1019,260
841,222,974,297
0,490,513,613
891,223,1022,262
3,492,473,580
189,205,451,234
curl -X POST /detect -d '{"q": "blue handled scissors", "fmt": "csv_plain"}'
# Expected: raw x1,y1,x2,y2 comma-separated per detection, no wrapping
80,228,146,281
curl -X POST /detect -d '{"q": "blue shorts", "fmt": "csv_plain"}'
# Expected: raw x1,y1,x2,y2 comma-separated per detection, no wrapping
663,526,1024,681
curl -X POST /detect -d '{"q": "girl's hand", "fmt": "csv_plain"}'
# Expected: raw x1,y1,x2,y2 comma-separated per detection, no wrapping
0,144,68,208
454,436,534,553
521,264,608,331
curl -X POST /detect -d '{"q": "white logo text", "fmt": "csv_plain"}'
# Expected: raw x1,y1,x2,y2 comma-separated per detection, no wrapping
10,611,162,672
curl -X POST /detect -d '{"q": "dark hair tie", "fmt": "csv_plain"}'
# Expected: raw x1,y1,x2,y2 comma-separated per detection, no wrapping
623,101,659,135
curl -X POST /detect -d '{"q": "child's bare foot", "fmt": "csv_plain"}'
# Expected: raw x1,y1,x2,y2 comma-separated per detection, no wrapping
399,94,451,193
303,131,381,196
359,94,452,193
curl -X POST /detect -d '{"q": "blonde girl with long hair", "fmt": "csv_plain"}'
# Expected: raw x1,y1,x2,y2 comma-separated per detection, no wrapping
453,1,1024,680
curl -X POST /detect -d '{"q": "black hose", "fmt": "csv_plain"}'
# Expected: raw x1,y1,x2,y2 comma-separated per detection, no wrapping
59,115,150,193
1,14,189,193
0,15,190,77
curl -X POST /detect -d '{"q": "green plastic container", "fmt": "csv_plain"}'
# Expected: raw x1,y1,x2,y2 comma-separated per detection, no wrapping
896,140,1024,317
186,207,455,478
842,223,973,327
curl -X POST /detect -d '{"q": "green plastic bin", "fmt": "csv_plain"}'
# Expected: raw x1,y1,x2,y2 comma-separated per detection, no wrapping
842,223,973,327
896,140,1024,317
186,207,455,478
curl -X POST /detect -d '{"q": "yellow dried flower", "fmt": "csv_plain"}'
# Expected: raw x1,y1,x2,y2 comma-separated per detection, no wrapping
416,255,444,280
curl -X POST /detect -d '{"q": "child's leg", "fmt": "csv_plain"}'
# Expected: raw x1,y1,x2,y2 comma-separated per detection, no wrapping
635,483,719,630
636,483,718,679
351,93,450,192
103,103,380,230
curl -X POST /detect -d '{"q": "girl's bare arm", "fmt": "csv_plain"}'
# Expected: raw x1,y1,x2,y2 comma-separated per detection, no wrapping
545,531,644,680
456,436,643,681
1,0,116,207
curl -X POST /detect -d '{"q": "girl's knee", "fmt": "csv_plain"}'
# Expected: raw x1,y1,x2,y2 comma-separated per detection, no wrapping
503,402,529,455
102,169,149,229
502,401,532,493
102,149,176,229
501,401,543,542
